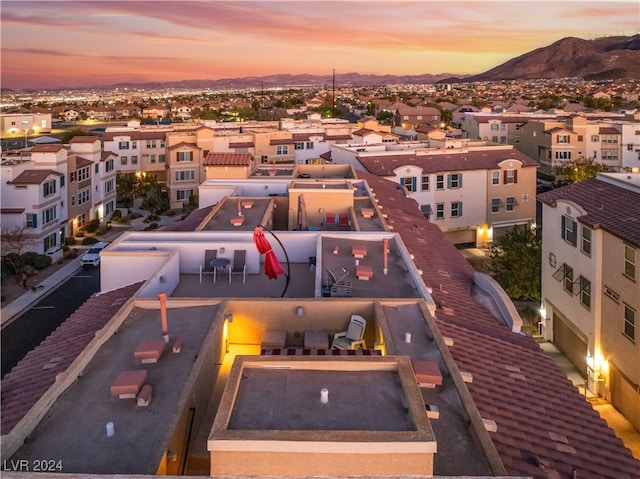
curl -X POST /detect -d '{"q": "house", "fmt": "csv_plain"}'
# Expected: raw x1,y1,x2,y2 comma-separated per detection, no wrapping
538,172,640,432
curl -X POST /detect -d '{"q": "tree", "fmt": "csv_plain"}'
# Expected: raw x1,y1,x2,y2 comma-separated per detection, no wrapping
116,172,137,207
555,156,608,183
140,186,168,215
1,225,39,274
486,225,541,301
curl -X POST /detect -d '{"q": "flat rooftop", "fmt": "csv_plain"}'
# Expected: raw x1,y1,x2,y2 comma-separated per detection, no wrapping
10,304,218,475
199,197,271,231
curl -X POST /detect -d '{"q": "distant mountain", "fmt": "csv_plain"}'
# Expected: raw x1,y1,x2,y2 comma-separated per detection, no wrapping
108,72,461,91
460,35,640,82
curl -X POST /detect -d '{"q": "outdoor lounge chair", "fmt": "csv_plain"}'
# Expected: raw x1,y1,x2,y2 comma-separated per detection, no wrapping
324,213,337,230
229,250,247,284
199,249,217,283
331,314,366,350
338,213,350,230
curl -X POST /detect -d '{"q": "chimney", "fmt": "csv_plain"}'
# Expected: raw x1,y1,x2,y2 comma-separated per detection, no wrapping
159,292,169,343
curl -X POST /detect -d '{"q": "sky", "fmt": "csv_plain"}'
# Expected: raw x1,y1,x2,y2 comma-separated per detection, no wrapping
1,0,638,90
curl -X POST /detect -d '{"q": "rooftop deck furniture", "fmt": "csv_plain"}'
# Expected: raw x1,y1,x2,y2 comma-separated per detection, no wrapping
260,330,286,349
355,264,374,280
330,280,352,297
304,330,329,349
199,249,217,283
412,360,443,388
210,257,230,283
110,370,148,399
338,213,350,230
352,246,367,259
229,250,247,284
324,213,337,230
331,314,367,350
134,338,166,364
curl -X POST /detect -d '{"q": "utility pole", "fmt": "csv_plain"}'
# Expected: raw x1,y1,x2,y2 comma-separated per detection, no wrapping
332,69,336,118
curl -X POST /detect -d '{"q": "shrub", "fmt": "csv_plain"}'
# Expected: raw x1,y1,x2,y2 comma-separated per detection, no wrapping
66,237,76,245
62,245,70,252
76,231,85,238
82,237,99,245
82,219,100,233
144,222,159,231
20,252,40,267
111,209,122,219
164,209,177,217
33,254,52,270
128,212,143,220
1,253,20,274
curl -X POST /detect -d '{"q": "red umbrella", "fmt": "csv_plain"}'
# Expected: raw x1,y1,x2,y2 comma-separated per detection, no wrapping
253,227,285,280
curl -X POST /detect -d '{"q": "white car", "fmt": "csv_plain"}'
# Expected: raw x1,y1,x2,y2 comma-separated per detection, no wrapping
80,241,110,268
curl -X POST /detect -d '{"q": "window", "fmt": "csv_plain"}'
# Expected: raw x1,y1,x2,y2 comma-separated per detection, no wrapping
105,200,114,216
78,188,90,205
451,201,463,218
562,215,577,247
306,141,314,149
175,170,195,182
43,232,57,252
276,145,288,155
421,175,429,191
504,169,517,184
436,203,444,219
177,189,192,201
105,159,114,172
601,150,618,161
60,175,65,187
146,140,157,148
43,179,56,197
70,172,76,183
104,179,115,194
42,206,57,226
118,141,129,149
492,170,500,185
150,154,156,163
436,175,444,190
95,164,99,174
490,198,500,214
401,176,416,192
120,156,128,165
159,154,166,163
78,167,90,181
579,277,591,309
131,141,137,149
557,134,570,143
294,142,304,150
506,196,516,212
591,134,599,142
25,213,37,228
555,151,572,160
71,195,75,206
581,226,592,256
624,244,636,280
447,173,462,189
563,264,574,294
177,151,192,162
160,140,165,148
491,123,500,131
601,135,618,144
420,204,431,219
623,304,635,341
131,155,138,165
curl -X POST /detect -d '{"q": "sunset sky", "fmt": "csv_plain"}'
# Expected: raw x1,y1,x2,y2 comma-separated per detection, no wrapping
1,0,638,90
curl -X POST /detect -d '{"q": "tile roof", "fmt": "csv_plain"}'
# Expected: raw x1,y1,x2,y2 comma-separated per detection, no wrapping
203,152,253,167
167,141,200,151
75,156,93,167
69,136,99,144
598,127,620,135
101,151,117,161
228,141,254,148
0,282,143,434
30,144,67,153
6,169,62,185
538,177,640,247
269,138,294,145
359,148,538,176
360,171,640,478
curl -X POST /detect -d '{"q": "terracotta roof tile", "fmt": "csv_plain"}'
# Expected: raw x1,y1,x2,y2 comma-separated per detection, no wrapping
538,177,640,247
30,144,67,153
75,156,93,167
362,171,639,478
359,148,538,176
6,169,62,185
69,136,99,143
0,282,143,434
203,152,253,166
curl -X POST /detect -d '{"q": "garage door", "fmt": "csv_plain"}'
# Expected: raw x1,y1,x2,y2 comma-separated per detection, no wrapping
611,366,640,432
553,312,587,378
445,229,476,246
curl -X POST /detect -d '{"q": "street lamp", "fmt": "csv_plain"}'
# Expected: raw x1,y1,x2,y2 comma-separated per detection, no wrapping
24,128,29,148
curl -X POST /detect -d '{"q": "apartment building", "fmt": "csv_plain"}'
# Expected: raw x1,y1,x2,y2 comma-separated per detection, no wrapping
165,129,206,209
0,112,53,138
1,144,68,258
618,121,640,172
538,173,640,431
102,126,170,180
331,142,538,246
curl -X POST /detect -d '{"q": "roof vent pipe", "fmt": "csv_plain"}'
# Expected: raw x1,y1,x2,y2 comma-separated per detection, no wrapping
159,292,169,343
320,388,329,404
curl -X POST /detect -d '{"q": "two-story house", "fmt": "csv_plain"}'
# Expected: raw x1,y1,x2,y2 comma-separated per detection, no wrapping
538,173,640,431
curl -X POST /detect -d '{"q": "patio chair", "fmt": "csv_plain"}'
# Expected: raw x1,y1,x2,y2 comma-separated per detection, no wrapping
338,213,350,230
199,249,217,283
331,314,366,350
229,250,247,284
324,213,337,230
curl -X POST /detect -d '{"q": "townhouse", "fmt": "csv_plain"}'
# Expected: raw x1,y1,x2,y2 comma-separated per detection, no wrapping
331,142,538,247
538,173,640,431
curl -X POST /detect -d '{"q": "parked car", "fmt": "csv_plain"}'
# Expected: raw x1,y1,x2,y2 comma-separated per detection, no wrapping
80,241,110,268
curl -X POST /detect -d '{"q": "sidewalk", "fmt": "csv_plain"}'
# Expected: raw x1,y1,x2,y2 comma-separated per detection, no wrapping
540,341,640,460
